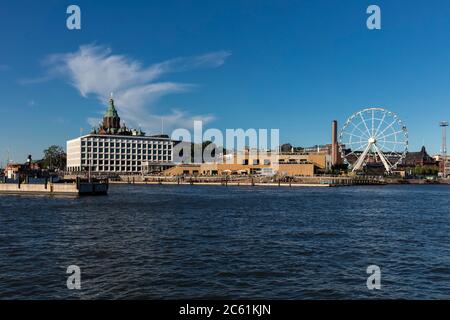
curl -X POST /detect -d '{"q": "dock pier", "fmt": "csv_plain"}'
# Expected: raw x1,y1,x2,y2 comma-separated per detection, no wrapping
104,175,386,187
0,177,109,195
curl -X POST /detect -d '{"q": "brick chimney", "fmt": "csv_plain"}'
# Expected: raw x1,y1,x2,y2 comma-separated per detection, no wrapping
331,120,339,166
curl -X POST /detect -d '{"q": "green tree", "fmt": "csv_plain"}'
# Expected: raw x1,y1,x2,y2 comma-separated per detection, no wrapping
189,140,226,163
42,145,67,171
412,166,439,177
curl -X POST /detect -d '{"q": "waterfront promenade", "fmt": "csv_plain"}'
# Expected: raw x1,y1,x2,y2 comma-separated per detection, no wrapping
87,175,386,187
63,173,450,188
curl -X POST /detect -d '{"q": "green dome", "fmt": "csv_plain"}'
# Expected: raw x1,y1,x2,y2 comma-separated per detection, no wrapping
104,98,119,118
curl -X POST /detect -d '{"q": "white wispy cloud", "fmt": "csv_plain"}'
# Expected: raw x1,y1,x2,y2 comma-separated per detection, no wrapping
25,44,230,133
0,64,10,71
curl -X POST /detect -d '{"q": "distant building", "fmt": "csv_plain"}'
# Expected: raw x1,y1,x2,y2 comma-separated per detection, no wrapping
277,121,340,170
403,146,438,167
433,154,450,176
395,146,440,176
4,155,40,179
156,150,329,177
66,97,174,174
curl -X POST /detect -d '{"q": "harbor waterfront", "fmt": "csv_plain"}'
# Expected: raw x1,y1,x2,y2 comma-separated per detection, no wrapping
4,0,450,307
1,184,450,299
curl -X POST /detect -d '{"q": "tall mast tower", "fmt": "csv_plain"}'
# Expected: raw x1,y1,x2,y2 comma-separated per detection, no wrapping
440,121,448,178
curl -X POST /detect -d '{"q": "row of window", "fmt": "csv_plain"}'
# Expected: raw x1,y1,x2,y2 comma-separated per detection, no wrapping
81,158,170,165
81,153,170,160
81,147,170,154
238,159,307,165
81,140,171,148
241,159,272,165
83,166,143,172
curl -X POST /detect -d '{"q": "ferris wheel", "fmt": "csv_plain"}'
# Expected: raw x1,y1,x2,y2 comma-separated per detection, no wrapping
339,108,408,173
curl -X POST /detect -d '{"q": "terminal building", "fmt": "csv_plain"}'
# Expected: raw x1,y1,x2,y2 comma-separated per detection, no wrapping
159,149,331,177
152,121,338,177
66,97,173,174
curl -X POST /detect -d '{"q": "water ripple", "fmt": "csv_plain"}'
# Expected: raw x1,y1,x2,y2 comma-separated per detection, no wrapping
1,185,450,299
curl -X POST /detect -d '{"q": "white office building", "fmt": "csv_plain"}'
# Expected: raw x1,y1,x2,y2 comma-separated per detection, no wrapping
66,97,173,174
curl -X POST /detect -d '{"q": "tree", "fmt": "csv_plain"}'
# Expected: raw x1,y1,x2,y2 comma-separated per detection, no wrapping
280,143,293,153
412,166,439,177
189,140,226,163
331,163,349,174
42,145,67,171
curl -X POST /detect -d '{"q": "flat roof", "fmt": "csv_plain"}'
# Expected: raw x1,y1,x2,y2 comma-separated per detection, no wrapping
67,133,172,141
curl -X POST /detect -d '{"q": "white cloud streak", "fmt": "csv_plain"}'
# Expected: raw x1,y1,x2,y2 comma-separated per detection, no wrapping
29,44,230,133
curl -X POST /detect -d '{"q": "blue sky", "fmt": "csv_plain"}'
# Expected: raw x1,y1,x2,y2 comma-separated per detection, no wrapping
1,0,450,163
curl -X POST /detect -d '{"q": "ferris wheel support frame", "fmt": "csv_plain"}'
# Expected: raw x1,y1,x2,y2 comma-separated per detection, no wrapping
339,107,408,174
